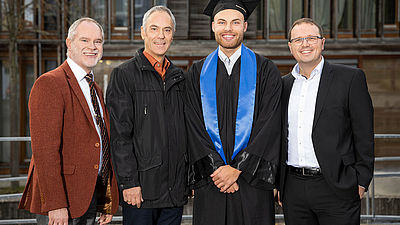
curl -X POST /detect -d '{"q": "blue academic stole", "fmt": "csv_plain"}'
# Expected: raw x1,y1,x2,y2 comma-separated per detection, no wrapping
200,44,257,164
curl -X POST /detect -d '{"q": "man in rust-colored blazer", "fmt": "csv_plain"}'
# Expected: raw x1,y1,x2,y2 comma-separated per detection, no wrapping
19,17,118,225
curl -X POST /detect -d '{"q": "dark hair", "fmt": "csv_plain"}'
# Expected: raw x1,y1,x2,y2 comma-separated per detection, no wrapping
288,18,324,41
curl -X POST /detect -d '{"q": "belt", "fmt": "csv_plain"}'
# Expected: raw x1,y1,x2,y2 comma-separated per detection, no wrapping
288,165,322,176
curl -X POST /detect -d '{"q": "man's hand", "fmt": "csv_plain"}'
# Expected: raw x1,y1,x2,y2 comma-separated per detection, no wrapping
98,214,113,225
189,189,195,198
276,190,282,207
123,186,143,208
358,185,366,199
211,165,242,192
48,208,68,225
225,182,239,193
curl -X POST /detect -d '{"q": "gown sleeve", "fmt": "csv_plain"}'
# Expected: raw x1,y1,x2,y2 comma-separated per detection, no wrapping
184,60,226,188
231,56,282,190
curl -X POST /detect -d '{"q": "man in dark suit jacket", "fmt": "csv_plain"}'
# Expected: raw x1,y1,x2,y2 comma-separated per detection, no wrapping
19,18,119,225
278,18,374,225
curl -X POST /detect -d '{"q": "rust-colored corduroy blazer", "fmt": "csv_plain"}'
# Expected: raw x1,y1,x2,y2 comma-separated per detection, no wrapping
19,61,119,218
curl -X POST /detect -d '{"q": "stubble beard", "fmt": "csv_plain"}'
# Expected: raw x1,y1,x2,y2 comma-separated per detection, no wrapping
215,33,243,50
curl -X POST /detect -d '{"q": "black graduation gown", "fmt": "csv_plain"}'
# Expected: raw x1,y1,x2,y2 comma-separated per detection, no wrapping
185,53,282,225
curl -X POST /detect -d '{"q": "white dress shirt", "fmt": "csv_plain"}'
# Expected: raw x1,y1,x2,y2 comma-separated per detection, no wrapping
67,57,104,174
287,57,325,168
218,46,241,75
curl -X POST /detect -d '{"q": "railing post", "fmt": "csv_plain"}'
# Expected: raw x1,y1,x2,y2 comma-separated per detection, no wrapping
372,176,376,221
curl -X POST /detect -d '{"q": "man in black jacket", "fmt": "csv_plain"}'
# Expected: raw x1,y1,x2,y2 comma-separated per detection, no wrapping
106,6,187,225
279,18,374,225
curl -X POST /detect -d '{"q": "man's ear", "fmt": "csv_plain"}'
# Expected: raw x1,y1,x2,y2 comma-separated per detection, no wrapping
66,38,71,49
243,21,248,32
141,26,145,40
288,42,293,54
211,21,215,33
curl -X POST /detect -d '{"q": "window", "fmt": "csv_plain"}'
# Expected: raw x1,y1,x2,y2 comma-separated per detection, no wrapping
23,62,34,162
68,0,84,23
384,0,396,25
313,0,331,35
90,0,106,31
282,0,305,39
245,5,259,39
383,0,398,37
24,0,34,27
338,0,354,35
269,0,286,35
0,61,16,164
115,0,128,27
188,0,210,39
44,0,58,31
135,0,152,31
0,1,8,32
292,0,304,24
360,0,376,35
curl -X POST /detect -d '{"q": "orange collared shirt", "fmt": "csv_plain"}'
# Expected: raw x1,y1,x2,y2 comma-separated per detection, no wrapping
143,50,170,80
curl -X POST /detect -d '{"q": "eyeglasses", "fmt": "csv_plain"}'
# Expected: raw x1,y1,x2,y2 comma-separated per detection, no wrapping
289,36,323,46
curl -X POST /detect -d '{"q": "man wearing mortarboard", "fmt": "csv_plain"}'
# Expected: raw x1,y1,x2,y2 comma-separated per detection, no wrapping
184,0,282,224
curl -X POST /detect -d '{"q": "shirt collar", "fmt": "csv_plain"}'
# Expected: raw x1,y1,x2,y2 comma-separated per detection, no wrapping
143,50,170,72
67,57,93,82
218,46,241,66
291,56,325,80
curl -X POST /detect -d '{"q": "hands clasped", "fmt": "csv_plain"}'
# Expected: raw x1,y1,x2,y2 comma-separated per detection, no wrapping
211,165,242,193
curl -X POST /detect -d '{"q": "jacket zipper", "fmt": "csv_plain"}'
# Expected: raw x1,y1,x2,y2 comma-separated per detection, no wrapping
164,75,183,93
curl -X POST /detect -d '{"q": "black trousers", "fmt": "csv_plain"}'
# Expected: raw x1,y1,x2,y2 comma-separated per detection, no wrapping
283,172,361,225
122,206,183,225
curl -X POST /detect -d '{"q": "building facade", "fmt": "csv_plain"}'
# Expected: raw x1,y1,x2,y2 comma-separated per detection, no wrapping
0,0,399,173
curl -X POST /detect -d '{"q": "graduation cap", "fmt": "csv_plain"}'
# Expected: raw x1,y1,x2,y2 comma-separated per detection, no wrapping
203,0,260,21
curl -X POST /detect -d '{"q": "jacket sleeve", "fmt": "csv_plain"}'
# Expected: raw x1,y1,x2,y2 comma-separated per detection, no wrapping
349,69,375,189
29,75,68,212
106,67,140,190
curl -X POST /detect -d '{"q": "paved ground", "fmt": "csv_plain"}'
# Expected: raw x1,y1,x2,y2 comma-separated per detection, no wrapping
177,165,400,225
1,165,399,224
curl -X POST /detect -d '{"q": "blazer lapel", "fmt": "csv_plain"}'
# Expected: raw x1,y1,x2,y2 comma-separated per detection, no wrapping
312,61,333,130
282,74,295,126
282,74,295,161
62,61,96,130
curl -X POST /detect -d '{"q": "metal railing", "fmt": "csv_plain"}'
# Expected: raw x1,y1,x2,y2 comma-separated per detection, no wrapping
1,134,400,224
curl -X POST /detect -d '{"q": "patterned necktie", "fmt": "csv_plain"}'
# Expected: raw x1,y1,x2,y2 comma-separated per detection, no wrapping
85,73,110,184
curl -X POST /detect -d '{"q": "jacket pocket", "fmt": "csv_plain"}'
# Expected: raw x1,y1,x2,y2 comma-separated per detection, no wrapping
61,165,76,175
139,166,161,200
341,152,355,166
